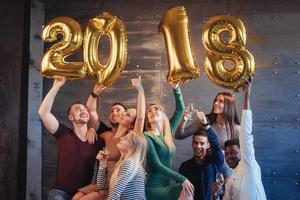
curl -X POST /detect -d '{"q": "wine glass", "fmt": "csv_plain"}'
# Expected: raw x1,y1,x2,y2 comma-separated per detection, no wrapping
187,102,195,120
216,172,225,194
101,147,110,160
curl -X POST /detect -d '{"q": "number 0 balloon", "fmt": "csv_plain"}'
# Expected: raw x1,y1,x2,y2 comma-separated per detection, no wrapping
84,12,128,87
41,11,255,90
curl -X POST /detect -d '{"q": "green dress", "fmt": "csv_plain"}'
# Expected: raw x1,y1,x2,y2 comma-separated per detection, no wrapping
144,87,186,200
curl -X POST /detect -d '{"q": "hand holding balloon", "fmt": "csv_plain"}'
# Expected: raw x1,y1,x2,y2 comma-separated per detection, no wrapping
52,76,66,88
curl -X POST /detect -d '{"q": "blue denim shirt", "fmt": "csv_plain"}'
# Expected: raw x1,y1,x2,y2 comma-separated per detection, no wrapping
179,128,224,200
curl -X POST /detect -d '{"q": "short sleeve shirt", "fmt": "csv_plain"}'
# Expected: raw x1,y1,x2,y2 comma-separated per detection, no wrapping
53,123,104,196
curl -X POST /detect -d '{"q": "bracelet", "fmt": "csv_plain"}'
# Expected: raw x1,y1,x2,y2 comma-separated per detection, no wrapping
91,91,98,98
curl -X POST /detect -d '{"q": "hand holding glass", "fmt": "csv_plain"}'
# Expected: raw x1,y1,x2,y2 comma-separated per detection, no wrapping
216,172,225,194
187,102,195,120
97,147,110,161
101,147,110,160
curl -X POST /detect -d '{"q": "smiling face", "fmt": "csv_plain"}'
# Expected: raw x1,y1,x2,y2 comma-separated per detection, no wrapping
117,132,133,154
225,144,241,169
68,103,89,124
192,134,210,159
147,104,163,124
117,108,137,127
213,94,225,114
109,104,127,127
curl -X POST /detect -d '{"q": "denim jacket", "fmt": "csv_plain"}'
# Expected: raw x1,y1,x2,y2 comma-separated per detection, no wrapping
179,128,224,200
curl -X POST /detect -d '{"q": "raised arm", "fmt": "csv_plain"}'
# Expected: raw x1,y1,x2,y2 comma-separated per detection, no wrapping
206,128,224,167
195,110,224,166
239,80,255,165
242,80,251,110
131,75,145,133
174,110,204,139
169,85,185,132
86,85,106,130
145,134,186,183
38,77,65,134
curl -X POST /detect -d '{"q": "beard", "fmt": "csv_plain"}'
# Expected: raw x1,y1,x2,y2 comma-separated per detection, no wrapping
194,150,207,160
77,113,89,124
226,158,239,169
74,115,89,124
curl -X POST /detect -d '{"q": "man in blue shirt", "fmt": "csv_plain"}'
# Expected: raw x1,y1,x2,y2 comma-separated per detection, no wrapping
179,111,224,200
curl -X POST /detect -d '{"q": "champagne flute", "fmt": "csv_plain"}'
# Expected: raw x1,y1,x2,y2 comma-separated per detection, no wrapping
187,102,195,120
101,147,110,160
97,147,110,169
216,172,225,194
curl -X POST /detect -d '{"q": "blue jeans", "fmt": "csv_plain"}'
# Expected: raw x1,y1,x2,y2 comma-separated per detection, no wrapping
48,189,70,200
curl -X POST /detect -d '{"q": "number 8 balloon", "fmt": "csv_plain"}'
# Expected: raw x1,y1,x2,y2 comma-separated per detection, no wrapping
202,15,255,90
41,11,254,89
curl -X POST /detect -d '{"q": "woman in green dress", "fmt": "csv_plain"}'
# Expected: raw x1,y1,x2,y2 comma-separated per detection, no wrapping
144,84,194,200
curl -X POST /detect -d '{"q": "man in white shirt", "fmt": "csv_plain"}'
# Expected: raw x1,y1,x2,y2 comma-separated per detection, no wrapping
212,81,267,200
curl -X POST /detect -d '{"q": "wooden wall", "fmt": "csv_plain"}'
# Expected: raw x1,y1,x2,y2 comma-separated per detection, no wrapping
39,0,300,199
26,1,44,199
0,0,30,199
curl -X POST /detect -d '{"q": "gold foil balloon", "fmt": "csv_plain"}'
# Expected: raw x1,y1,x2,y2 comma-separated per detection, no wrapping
202,15,255,90
83,12,127,87
41,17,87,79
159,6,200,84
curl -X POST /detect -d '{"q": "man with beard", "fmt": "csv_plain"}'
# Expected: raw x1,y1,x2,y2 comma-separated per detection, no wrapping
179,111,224,200
211,81,266,200
71,86,127,197
39,77,103,199
85,85,127,143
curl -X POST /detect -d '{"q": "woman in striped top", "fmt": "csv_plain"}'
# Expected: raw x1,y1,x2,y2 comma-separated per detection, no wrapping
72,76,145,200
97,130,147,200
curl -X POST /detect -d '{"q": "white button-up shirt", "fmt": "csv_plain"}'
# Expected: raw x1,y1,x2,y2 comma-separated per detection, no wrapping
223,110,267,200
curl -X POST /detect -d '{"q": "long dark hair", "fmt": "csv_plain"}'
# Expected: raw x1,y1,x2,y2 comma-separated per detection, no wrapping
207,92,240,139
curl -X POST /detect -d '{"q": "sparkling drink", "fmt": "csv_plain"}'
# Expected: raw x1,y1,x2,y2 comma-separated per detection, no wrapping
216,172,225,194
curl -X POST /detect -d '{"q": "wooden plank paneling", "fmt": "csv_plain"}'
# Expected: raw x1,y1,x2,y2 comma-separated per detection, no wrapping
263,178,299,200
40,0,300,199
0,0,30,199
26,1,44,199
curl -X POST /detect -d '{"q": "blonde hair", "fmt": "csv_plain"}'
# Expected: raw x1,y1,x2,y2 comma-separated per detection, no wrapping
109,130,147,192
145,104,175,151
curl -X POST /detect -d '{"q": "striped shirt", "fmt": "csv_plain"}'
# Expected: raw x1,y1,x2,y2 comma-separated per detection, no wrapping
97,159,146,200
97,161,115,190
